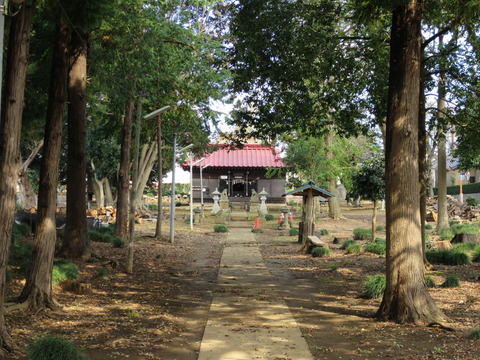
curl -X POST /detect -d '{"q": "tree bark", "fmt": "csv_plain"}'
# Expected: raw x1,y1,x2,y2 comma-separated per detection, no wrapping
88,162,105,208
62,28,90,260
104,177,114,207
371,200,377,242
376,1,446,324
115,101,135,238
18,18,70,311
17,140,43,209
436,37,449,234
134,142,158,206
324,131,344,219
0,3,33,353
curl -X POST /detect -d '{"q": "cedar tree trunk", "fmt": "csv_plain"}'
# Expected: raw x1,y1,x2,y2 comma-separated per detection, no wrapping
0,3,33,352
115,101,135,238
18,18,70,311
324,131,344,219
62,29,90,260
376,1,446,324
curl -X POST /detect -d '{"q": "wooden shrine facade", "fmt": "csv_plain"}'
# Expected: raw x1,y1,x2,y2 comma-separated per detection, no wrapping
182,143,286,203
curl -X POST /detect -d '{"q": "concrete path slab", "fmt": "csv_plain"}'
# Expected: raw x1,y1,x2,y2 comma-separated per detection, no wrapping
198,227,313,360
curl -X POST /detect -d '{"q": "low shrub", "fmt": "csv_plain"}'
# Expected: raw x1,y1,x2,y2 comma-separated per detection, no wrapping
319,229,329,236
289,228,299,236
425,223,433,230
361,274,386,299
213,224,228,233
112,237,125,248
88,230,113,243
311,247,332,257
27,335,89,360
52,260,80,285
452,242,477,253
341,239,358,249
469,328,480,339
251,228,263,233
345,242,362,254
426,250,471,265
9,239,32,274
375,225,384,231
265,214,274,221
13,222,31,238
441,274,460,288
425,276,436,288
472,246,480,262
95,268,110,278
353,228,372,240
439,228,454,241
95,224,115,234
466,197,479,207
364,238,386,255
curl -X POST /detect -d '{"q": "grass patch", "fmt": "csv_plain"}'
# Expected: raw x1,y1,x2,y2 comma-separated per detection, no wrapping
341,239,358,250
95,268,110,278
112,237,126,248
425,276,436,288
88,230,113,243
13,222,31,238
426,250,471,265
375,225,384,231
288,228,298,236
345,242,362,254
361,274,386,299
353,228,372,240
265,214,274,221
452,242,477,253
311,247,332,257
425,223,433,230
52,260,80,285
27,335,89,360
364,238,386,255
251,228,263,233
469,328,480,339
319,229,329,236
213,224,228,233
441,274,460,288
472,246,480,262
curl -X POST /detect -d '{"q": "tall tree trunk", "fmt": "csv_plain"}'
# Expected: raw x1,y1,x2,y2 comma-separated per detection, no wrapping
115,101,135,238
0,3,33,353
376,1,446,324
18,19,70,310
324,131,344,219
436,37,449,234
62,28,90,260
134,142,158,206
17,140,43,209
418,46,430,267
104,177,114,207
88,162,105,208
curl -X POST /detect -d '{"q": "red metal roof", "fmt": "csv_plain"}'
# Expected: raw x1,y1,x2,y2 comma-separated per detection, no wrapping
183,144,284,168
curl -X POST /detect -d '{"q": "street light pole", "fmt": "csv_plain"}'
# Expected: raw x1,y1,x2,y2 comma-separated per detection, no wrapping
189,157,204,230
200,162,210,218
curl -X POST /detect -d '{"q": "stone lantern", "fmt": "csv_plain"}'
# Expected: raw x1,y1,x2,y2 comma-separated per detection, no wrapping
211,188,221,214
258,188,268,215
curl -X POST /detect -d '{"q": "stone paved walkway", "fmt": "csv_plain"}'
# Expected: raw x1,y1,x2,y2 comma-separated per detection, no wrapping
197,226,314,360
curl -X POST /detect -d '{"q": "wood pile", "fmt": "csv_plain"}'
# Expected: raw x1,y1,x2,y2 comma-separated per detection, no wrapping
426,195,480,221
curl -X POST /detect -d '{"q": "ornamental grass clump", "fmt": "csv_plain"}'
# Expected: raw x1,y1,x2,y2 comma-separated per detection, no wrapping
452,242,477,253
469,328,480,339
345,242,362,254
311,247,332,257
52,260,80,285
361,274,386,299
472,246,480,262
426,250,471,265
341,239,357,250
441,274,460,288
265,214,274,221
213,224,229,233
319,229,329,235
88,230,113,243
289,228,299,236
425,276,436,288
27,335,89,360
364,238,386,255
112,237,125,248
251,228,263,233
353,228,372,240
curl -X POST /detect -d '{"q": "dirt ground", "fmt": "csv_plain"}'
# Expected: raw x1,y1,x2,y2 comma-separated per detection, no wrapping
3,206,480,360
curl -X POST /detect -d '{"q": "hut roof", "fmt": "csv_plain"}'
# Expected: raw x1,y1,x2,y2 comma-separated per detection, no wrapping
284,180,335,198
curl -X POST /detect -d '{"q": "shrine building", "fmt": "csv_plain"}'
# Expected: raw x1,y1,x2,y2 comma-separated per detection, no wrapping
182,143,286,203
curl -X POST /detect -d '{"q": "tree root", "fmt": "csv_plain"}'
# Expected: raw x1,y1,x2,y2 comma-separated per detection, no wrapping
427,322,456,332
